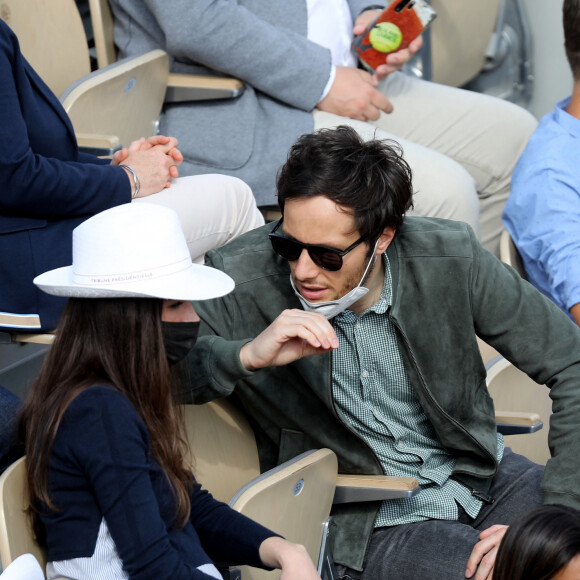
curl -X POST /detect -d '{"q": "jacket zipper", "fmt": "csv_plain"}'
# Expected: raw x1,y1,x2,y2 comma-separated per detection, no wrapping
469,488,495,504
390,317,497,476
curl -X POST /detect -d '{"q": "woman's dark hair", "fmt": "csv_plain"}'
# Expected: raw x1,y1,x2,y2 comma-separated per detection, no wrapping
494,505,580,580
20,297,193,536
564,0,580,81
276,125,414,243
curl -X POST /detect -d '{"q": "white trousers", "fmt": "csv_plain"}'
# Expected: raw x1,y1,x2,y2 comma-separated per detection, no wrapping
133,174,264,263
314,72,538,256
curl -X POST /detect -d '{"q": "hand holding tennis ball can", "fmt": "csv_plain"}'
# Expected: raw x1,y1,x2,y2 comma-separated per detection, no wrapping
353,0,437,71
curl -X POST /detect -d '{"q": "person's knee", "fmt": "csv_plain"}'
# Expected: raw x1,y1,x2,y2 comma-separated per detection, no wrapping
409,159,481,237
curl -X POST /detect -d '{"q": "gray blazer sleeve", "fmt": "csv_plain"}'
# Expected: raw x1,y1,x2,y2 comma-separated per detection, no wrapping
138,0,333,111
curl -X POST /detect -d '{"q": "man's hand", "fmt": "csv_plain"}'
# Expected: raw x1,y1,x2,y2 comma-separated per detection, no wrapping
353,9,424,81
317,66,393,121
239,309,339,371
465,524,508,579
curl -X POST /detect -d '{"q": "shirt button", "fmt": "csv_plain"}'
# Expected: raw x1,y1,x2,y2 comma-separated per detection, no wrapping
355,322,361,330
361,370,369,378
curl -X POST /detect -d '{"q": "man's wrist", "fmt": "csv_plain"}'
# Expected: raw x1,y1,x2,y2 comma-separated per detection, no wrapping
239,341,258,371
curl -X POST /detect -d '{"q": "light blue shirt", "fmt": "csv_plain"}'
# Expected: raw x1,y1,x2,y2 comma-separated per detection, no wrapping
503,97,580,318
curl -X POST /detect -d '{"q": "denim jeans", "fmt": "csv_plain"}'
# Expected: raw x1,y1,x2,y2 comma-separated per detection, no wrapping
0,385,23,473
336,448,544,579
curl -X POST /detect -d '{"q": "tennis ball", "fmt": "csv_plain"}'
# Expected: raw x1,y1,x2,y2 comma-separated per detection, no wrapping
369,22,402,53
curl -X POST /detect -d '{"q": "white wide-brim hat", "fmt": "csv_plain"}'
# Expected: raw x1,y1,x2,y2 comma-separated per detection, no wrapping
34,203,234,300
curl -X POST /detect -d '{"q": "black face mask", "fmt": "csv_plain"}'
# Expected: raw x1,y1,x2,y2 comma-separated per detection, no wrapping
161,320,200,366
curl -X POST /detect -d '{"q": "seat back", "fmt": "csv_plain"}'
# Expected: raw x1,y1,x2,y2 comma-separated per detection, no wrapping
0,458,46,571
0,0,91,97
486,356,551,465
428,0,502,87
500,229,527,279
88,0,117,68
60,49,169,146
231,449,337,580
183,401,338,579
183,400,261,503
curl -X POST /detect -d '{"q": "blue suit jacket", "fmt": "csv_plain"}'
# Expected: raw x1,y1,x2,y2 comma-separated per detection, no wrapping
0,20,131,331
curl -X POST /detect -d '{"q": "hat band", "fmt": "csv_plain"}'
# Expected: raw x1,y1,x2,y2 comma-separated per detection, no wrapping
72,257,191,287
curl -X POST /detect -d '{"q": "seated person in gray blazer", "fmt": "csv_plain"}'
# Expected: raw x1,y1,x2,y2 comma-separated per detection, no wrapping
110,0,538,256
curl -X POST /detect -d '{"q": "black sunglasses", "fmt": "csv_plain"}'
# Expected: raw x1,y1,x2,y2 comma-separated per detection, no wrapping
268,219,366,271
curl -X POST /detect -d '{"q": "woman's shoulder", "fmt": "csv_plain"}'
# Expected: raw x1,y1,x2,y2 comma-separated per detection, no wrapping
63,385,142,431
56,385,149,456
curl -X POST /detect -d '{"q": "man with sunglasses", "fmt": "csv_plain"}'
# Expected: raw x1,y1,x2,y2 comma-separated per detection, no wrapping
188,126,580,580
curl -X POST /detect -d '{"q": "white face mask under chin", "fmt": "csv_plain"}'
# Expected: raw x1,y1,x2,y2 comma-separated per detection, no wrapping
291,240,379,320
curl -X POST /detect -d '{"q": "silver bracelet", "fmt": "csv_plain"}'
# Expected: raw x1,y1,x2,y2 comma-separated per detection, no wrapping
120,164,141,199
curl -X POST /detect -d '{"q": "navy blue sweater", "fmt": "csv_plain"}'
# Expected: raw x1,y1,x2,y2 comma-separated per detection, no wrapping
40,386,276,579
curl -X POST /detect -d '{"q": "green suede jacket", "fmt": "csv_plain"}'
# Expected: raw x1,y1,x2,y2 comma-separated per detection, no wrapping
188,217,580,571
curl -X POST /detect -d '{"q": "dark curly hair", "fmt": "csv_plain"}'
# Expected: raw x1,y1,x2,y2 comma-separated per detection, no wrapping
276,125,414,244
564,0,580,80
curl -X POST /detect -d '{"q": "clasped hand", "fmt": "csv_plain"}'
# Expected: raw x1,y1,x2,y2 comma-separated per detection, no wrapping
111,135,184,197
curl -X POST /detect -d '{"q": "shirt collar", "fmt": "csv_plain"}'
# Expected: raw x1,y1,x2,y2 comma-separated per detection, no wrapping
371,254,393,315
554,97,580,139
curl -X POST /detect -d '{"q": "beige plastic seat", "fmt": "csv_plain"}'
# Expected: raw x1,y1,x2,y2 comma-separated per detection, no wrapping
0,458,46,573
486,355,551,465
0,0,90,98
88,0,244,102
60,49,169,152
427,0,503,87
500,228,528,279
183,399,418,579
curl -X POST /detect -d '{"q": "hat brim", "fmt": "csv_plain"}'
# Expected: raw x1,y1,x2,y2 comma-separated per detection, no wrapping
33,263,234,301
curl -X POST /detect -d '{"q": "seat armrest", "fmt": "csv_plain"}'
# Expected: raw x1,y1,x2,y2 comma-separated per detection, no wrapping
76,133,122,157
5,332,55,345
334,474,419,504
495,411,543,435
165,73,245,102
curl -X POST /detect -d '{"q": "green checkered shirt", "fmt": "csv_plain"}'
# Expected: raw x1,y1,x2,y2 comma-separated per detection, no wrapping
332,256,504,527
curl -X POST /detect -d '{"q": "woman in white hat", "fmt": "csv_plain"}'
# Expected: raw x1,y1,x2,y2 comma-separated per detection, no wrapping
19,203,319,580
